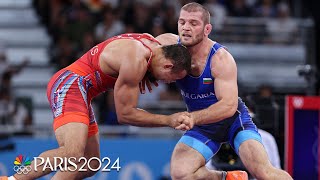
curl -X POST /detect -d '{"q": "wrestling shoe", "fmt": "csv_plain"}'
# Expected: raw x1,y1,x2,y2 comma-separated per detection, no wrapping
226,171,248,180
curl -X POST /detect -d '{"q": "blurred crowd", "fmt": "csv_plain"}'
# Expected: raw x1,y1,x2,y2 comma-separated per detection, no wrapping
32,0,298,70
0,44,32,131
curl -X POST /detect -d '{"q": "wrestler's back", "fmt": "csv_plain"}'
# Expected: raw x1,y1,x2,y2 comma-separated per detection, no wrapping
65,33,157,96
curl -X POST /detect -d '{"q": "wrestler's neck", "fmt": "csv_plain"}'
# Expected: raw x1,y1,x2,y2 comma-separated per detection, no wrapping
148,48,162,71
187,37,214,76
144,40,162,71
188,37,214,61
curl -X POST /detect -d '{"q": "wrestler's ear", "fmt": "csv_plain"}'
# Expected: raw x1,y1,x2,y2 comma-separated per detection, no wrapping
204,24,212,36
164,63,173,69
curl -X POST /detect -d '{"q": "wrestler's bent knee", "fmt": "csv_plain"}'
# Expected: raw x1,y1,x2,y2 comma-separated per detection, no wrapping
83,168,98,178
249,166,271,180
64,148,85,160
171,165,192,180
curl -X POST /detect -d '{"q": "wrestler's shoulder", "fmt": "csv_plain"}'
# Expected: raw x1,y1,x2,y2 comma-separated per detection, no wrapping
156,33,179,45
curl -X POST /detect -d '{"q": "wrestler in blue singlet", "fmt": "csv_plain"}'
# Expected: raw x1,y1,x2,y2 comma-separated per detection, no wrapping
176,42,263,162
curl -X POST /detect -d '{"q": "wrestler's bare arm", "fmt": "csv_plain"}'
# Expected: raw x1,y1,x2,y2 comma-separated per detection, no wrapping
112,41,171,127
191,49,239,125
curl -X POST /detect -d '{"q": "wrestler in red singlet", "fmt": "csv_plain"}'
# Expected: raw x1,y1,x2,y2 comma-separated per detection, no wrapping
47,33,160,137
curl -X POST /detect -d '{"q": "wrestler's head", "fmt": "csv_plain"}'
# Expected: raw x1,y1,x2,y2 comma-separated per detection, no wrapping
178,2,212,47
150,44,191,83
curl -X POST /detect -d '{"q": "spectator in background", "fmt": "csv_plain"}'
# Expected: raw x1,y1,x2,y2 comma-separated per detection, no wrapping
1,71,12,91
0,51,9,87
245,0,258,9
227,0,253,17
159,83,182,101
49,12,68,43
0,88,31,130
47,0,95,69
251,84,279,136
48,0,69,28
51,36,77,69
0,44,32,134
132,2,152,32
148,0,166,19
204,0,227,31
47,0,73,43
266,2,298,44
83,0,104,12
117,0,134,26
64,5,93,44
33,0,50,26
0,45,29,90
151,17,165,37
95,7,125,42
0,88,15,125
124,23,135,33
162,5,179,34
77,32,97,57
82,0,105,24
254,0,277,17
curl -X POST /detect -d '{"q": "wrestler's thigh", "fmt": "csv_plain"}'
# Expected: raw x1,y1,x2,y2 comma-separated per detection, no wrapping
55,122,89,153
84,133,100,159
238,139,272,173
171,143,206,173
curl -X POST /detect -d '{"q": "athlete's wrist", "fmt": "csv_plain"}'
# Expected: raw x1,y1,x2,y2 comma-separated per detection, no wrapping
190,112,197,125
164,115,172,127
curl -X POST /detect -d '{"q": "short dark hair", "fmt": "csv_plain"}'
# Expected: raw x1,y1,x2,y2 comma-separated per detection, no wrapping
181,2,210,25
161,44,191,74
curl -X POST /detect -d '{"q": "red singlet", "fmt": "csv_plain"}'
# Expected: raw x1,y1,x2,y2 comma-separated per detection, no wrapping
46,33,160,136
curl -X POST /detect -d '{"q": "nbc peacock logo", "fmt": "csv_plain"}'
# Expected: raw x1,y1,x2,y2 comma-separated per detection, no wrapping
13,155,32,174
